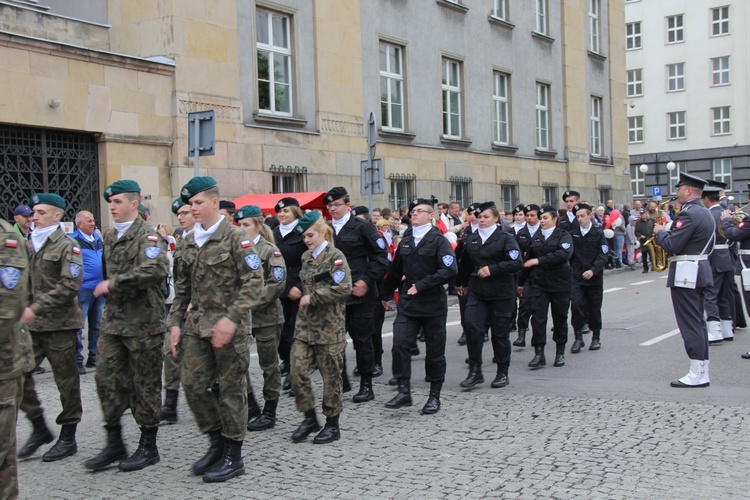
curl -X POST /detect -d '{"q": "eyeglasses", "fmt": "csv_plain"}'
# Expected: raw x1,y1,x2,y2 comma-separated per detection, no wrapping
326,202,347,209
176,211,191,218
411,209,432,215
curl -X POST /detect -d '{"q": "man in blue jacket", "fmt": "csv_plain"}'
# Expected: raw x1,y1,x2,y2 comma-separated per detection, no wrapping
71,210,105,374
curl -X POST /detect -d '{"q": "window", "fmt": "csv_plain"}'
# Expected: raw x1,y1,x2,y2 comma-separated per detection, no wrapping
630,165,645,197
669,162,687,195
626,22,641,50
450,177,472,208
628,116,644,143
270,165,307,193
666,15,684,43
712,57,729,86
590,96,602,156
380,42,404,131
712,159,731,189
535,83,550,150
667,63,685,92
668,111,686,140
441,59,462,138
712,106,730,136
256,9,292,115
627,69,643,97
598,187,612,206
501,184,518,213
589,0,600,53
492,0,508,20
389,175,416,211
534,0,547,35
492,72,510,145
711,6,729,36
543,186,558,205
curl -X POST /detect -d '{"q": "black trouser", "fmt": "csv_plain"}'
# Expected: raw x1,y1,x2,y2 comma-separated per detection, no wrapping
705,270,733,322
571,282,603,332
516,287,531,330
459,291,469,333
372,301,385,366
278,296,299,365
392,313,447,383
345,300,376,376
641,244,650,269
465,295,512,367
527,286,571,347
671,286,708,360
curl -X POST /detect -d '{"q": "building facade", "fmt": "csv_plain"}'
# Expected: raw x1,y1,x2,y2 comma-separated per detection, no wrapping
0,0,629,228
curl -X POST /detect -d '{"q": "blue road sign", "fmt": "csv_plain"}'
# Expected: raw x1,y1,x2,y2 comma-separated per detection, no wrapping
652,186,662,197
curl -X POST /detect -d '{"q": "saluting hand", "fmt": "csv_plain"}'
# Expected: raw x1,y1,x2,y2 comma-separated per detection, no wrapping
169,326,181,358
211,317,237,348
93,279,110,297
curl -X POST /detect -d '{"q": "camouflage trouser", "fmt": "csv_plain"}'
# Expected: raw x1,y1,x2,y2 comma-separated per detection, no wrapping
162,332,181,391
95,332,163,428
252,324,282,402
0,376,23,500
290,339,345,418
21,330,82,425
181,334,248,441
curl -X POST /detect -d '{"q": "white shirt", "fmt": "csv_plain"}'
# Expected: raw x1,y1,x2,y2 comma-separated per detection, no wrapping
31,223,59,252
541,227,555,240
114,220,135,240
527,222,540,237
412,223,431,246
331,212,350,235
279,219,299,238
567,211,575,223
477,225,497,244
580,223,591,237
312,240,328,259
513,222,526,233
193,215,224,248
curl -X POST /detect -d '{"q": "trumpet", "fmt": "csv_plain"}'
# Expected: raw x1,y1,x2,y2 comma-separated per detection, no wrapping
641,196,677,272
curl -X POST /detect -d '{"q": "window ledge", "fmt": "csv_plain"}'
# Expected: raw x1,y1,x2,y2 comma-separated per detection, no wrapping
440,136,472,147
436,0,468,14
491,143,518,153
588,50,607,61
488,15,514,30
534,148,558,158
531,31,555,43
253,113,308,127
589,155,612,165
379,128,416,140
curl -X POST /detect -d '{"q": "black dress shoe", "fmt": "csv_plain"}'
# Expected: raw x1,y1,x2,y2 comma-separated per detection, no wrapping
670,380,710,388
457,333,467,346
741,352,750,359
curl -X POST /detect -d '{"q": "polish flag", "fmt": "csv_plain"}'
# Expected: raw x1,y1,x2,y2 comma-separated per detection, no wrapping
435,213,449,234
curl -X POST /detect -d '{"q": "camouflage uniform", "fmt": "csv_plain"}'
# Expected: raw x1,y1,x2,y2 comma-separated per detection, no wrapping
0,219,34,500
168,218,264,441
97,216,168,428
291,245,352,418
21,226,83,427
163,237,186,391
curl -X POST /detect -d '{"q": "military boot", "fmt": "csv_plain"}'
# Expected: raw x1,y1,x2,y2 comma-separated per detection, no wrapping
84,425,128,471
118,427,159,471
385,379,413,409
528,345,546,369
589,331,601,350
292,409,321,443
192,429,223,475
341,363,352,393
247,400,278,431
17,415,54,459
420,382,442,414
553,344,566,367
570,332,585,353
580,323,591,334
491,364,509,388
460,364,484,388
352,375,375,403
202,438,245,483
313,415,341,444
160,389,179,423
247,392,261,422
42,424,77,462
457,332,467,346
513,328,527,347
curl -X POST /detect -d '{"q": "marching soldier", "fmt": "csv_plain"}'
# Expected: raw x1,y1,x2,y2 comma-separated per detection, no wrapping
512,204,541,347
18,194,83,463
721,203,750,358
85,181,169,472
654,172,715,388
455,205,478,347
558,190,581,233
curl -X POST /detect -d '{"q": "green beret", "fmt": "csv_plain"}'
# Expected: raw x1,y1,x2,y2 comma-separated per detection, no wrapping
294,211,321,235
181,176,217,203
234,205,262,222
138,204,150,215
103,180,141,202
28,193,66,211
171,198,186,215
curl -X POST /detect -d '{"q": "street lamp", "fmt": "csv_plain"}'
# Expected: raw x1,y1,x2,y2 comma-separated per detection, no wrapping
638,154,676,195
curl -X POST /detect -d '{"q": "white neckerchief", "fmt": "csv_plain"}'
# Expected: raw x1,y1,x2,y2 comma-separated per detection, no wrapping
114,220,135,239
513,221,526,232
279,219,299,238
193,215,224,248
252,234,261,245
312,240,328,259
412,223,431,246
567,211,575,222
527,222,540,237
331,212,350,235
470,223,479,232
580,223,591,237
541,227,555,240
31,224,59,252
79,231,95,243
478,225,497,244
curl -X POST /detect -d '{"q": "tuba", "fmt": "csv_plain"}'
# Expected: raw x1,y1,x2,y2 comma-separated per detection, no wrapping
641,196,677,272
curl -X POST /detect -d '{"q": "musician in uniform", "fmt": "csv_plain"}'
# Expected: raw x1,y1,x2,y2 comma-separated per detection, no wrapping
721,203,750,358
653,172,715,388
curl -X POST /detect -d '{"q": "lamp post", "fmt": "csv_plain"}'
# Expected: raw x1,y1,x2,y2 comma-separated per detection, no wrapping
638,154,676,199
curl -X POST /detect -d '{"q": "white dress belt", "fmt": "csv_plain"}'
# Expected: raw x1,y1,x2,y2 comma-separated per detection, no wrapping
670,255,709,262
713,244,729,250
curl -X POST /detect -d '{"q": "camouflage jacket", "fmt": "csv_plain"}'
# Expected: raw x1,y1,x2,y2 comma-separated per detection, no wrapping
101,216,168,336
169,218,264,338
295,244,352,345
0,219,34,379
28,226,83,332
251,236,286,328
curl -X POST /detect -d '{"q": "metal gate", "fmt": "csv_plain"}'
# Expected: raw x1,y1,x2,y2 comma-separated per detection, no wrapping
0,125,99,223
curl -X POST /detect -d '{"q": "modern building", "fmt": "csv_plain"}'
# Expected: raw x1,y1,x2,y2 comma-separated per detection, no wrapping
626,0,749,202
0,0,630,228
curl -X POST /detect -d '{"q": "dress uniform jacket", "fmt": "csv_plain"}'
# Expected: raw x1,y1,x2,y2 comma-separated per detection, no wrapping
722,215,750,260
251,236,286,328
570,225,609,287
333,216,389,305
708,205,735,273
557,213,579,233
514,225,537,257
518,228,574,292
457,229,523,300
273,226,306,296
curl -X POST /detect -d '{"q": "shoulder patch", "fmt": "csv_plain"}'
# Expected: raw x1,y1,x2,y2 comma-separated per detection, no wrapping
0,267,20,289
72,247,81,255
69,262,82,278
241,240,252,248
145,247,161,259
601,244,609,254
508,249,520,261
377,237,386,249
244,253,260,270
740,222,746,228
5,239,18,248
442,254,455,267
272,266,285,281
274,251,282,257
332,270,346,284
148,235,159,242
561,242,571,250
675,220,684,229
334,259,344,266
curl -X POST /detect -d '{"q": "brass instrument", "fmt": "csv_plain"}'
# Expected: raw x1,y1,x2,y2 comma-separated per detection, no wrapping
641,196,677,272
731,203,750,226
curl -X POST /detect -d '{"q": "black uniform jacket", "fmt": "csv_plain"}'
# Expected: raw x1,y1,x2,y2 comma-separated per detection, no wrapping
384,225,457,317
570,224,609,287
708,204,735,273
514,224,539,258
454,224,475,262
722,215,750,266
654,198,714,288
457,228,523,300
518,227,573,292
557,213,579,233
273,226,306,296
333,215,389,304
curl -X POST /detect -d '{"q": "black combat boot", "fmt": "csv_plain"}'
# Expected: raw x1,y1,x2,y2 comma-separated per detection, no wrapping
372,364,384,377
554,344,566,367
313,415,341,444
282,374,292,391
460,364,484,388
513,328,526,347
457,332,467,345
341,362,352,393
292,409,321,443
410,344,420,356
192,429,223,475
385,379,413,409
388,376,398,386
528,345,546,369
571,332,585,353
202,438,245,483
352,375,375,403
84,425,128,470
247,400,278,431
420,382,442,414
17,415,54,459
590,331,601,350
491,364,509,388
247,391,261,422
42,424,77,462
580,324,591,335
279,360,289,376
160,389,179,423
118,427,159,471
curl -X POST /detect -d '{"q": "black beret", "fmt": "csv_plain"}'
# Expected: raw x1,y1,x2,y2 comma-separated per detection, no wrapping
475,201,497,215
171,198,186,215
675,172,707,190
180,176,217,203
538,204,557,216
408,198,435,213
103,180,141,202
28,193,66,210
351,205,369,216
219,200,236,211
573,203,592,213
275,197,300,213
234,205,262,221
295,211,321,235
562,190,581,201
512,204,525,215
323,187,348,204
523,204,541,214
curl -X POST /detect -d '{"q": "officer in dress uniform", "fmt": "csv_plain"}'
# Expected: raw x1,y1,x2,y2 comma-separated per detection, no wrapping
384,198,457,414
720,204,750,358
558,190,581,233
512,204,541,347
653,172,715,388
457,202,523,389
